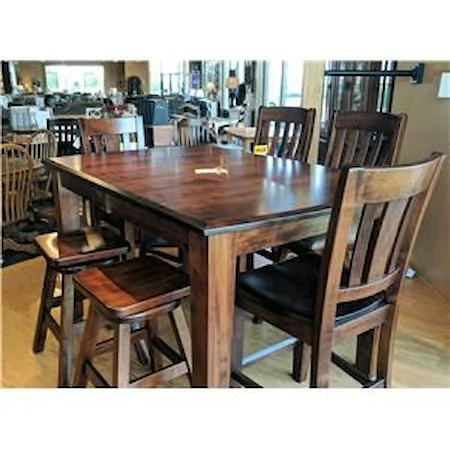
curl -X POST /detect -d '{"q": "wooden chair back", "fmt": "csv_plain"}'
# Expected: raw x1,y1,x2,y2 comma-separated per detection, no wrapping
316,153,445,342
79,116,145,153
27,130,58,162
324,111,407,169
1,144,34,227
47,118,81,156
254,106,316,162
176,117,214,147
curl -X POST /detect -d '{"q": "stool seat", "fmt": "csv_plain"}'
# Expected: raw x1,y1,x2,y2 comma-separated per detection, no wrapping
74,255,192,388
74,256,190,321
35,226,129,270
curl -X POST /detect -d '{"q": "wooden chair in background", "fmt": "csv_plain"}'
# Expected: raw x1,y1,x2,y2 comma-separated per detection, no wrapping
232,153,445,388
26,130,58,201
47,118,82,156
1,143,36,255
175,117,215,147
79,116,145,153
254,106,316,162
283,110,408,260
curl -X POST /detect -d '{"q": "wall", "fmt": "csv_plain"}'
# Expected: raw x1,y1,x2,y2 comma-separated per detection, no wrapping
301,61,325,163
16,61,46,91
15,61,127,93
391,61,450,301
124,61,149,94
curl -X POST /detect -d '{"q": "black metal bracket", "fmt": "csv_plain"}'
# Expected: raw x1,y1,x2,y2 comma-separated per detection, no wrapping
324,63,425,84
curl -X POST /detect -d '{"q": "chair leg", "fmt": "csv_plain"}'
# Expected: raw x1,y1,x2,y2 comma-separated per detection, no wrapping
292,341,311,383
376,318,396,388
169,304,193,376
58,273,75,387
356,327,380,381
33,265,58,354
232,306,246,372
146,318,163,372
113,323,131,388
73,305,103,387
310,337,333,388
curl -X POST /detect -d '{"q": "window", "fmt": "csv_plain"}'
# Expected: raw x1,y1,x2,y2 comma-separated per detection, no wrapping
265,60,283,106
150,60,185,95
264,60,304,107
283,60,303,106
44,65,104,94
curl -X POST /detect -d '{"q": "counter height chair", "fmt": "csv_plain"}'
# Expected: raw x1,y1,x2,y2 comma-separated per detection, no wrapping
73,256,192,388
232,153,445,388
32,226,130,387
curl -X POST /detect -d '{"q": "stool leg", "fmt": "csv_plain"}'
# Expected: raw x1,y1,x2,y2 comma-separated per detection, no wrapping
145,319,161,372
113,323,131,388
73,304,103,387
169,305,192,375
58,273,75,387
33,264,58,354
292,341,311,383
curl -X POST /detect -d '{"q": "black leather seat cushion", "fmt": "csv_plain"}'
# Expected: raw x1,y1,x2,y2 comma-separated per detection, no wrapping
238,252,386,327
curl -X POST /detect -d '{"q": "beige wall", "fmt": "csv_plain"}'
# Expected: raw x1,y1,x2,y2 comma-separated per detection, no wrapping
393,61,450,301
301,61,325,163
391,61,450,301
16,61,46,91
124,61,149,94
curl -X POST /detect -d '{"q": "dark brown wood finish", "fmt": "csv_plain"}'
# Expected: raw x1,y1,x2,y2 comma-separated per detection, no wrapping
32,226,129,387
254,106,316,162
324,110,407,168
79,116,146,154
47,146,339,387
73,255,192,388
232,153,445,388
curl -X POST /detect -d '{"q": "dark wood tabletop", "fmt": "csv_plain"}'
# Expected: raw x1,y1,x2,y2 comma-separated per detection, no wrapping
48,144,340,387
47,145,338,234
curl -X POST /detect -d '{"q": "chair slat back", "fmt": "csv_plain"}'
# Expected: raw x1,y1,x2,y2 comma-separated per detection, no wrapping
1,144,34,226
316,153,445,330
47,118,81,155
324,111,407,169
79,116,145,153
176,118,214,147
27,130,57,162
254,106,316,162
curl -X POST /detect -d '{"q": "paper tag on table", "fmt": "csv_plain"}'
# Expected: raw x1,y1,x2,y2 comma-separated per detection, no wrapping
253,144,268,156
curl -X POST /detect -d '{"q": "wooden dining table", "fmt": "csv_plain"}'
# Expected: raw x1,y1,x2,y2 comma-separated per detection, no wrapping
46,144,339,387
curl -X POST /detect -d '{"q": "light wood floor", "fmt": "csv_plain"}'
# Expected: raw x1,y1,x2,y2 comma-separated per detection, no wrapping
1,256,449,388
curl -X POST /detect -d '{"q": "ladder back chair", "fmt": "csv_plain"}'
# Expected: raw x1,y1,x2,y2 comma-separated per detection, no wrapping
80,116,145,153
232,153,445,388
250,110,409,376
254,106,316,162
175,117,215,147
1,143,34,228
26,130,58,201
47,118,82,156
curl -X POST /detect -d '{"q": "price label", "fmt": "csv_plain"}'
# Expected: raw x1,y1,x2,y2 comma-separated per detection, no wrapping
253,144,268,156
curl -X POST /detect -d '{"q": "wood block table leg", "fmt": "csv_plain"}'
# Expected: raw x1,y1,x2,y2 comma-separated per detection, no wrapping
189,231,236,387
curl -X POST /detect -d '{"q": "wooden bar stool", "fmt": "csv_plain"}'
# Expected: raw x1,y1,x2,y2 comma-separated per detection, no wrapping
32,226,130,387
73,255,192,388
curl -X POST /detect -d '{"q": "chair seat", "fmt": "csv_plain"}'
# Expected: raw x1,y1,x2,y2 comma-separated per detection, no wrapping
74,255,190,320
238,253,386,327
35,226,129,269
